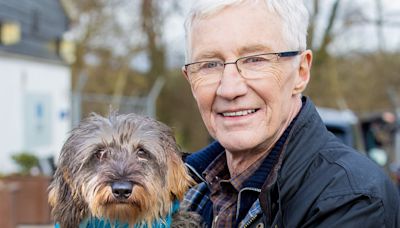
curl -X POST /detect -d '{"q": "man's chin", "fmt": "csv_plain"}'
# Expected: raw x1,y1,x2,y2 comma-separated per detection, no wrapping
218,135,263,154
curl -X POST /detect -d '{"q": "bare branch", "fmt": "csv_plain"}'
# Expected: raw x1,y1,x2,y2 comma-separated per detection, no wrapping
307,0,319,49
318,0,341,54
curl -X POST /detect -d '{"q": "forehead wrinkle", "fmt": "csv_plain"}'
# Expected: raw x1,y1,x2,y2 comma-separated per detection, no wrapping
192,50,224,62
238,44,274,56
192,42,277,63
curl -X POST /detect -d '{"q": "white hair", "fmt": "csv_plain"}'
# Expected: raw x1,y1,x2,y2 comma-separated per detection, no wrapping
184,0,310,62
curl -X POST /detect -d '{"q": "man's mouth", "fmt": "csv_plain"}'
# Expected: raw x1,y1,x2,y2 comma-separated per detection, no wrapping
221,109,257,117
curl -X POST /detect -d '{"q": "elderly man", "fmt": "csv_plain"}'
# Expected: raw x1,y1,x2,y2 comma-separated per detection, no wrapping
182,0,400,227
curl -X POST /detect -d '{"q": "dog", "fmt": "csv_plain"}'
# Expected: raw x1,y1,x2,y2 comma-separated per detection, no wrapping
48,112,202,227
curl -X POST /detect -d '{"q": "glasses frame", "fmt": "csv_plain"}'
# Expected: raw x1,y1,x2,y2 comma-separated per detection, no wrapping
184,51,302,75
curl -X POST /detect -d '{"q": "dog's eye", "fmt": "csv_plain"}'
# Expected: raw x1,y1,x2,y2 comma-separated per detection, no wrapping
136,148,148,158
95,149,108,160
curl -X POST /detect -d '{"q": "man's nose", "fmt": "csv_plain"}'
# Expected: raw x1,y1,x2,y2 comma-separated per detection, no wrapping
216,63,248,100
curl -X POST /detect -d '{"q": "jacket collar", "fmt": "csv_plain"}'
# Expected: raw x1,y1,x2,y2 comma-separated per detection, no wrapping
278,96,328,182
185,141,225,183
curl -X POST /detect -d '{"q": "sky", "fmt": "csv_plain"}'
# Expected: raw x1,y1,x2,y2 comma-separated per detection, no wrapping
330,0,400,53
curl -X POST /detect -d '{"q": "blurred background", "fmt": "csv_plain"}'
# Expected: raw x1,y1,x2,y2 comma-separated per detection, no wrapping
0,0,399,227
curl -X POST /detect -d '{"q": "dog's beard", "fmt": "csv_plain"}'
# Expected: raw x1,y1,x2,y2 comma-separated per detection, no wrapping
86,176,172,225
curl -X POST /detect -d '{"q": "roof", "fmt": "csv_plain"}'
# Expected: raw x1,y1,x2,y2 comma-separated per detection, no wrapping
0,0,69,62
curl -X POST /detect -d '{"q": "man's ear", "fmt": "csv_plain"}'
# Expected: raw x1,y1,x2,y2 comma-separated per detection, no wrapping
182,66,198,100
182,66,189,81
293,50,312,95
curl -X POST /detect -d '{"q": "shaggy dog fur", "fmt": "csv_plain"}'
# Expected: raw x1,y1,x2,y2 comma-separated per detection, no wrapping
48,113,202,227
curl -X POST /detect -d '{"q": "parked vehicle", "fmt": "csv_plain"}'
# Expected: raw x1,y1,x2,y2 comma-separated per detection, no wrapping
317,107,366,153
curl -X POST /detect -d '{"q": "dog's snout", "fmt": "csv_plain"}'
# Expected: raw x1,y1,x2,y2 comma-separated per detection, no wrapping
111,181,133,199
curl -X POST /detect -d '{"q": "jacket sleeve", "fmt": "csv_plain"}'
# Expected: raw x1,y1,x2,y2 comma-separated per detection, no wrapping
302,193,391,228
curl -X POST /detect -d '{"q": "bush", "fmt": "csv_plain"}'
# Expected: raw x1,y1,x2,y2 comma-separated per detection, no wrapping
11,152,39,175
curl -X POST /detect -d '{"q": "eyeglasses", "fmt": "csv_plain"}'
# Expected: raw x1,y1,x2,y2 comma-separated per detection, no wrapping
184,51,302,85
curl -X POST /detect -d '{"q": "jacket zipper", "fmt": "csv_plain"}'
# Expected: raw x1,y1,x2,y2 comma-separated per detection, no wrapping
212,215,219,228
242,214,259,228
237,187,262,228
236,187,261,220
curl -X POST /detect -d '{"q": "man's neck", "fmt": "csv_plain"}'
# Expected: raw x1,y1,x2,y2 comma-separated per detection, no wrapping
226,149,269,177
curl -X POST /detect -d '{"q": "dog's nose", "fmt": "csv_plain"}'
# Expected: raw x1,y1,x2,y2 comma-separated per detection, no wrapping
111,181,133,199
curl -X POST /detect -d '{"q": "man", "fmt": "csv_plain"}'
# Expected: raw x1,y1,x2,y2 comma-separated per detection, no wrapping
181,0,400,227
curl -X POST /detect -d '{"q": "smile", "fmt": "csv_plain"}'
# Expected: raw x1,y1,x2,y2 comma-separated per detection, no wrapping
221,109,257,117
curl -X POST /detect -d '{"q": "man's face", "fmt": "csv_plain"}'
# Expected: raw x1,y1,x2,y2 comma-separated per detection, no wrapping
183,2,311,154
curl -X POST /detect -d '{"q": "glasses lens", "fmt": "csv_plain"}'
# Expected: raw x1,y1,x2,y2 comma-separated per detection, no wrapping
238,54,277,79
187,61,223,85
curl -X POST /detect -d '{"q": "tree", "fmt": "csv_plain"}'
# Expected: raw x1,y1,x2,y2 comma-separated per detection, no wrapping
63,0,209,150
305,0,400,110
306,0,347,108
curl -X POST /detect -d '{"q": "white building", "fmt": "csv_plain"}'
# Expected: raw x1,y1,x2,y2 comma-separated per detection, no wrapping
0,0,71,174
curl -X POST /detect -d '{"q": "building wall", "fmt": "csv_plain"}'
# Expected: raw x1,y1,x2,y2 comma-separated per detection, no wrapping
0,53,70,174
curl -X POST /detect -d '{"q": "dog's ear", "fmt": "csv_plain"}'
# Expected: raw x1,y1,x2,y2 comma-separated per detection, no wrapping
167,149,195,201
48,168,87,227
48,168,71,227
48,175,59,211
156,122,194,200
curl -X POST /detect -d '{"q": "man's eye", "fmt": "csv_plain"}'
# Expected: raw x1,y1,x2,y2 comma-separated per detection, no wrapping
200,61,220,69
243,56,268,64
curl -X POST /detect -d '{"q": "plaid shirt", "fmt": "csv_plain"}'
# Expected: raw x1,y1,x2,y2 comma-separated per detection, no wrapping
183,181,264,228
203,152,268,227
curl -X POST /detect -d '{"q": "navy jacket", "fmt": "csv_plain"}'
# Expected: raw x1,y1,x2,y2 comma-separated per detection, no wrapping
184,97,400,228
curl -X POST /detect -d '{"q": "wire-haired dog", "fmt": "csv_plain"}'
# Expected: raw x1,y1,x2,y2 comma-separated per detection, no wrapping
48,113,201,227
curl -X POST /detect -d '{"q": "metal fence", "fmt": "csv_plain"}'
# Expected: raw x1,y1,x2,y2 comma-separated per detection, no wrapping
71,74,165,127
